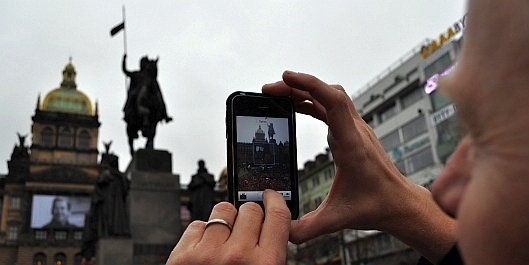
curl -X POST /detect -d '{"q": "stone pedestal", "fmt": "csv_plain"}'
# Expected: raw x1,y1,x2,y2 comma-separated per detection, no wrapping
96,237,133,265
126,149,181,264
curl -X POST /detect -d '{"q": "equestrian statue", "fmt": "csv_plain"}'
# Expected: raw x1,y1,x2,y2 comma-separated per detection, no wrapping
122,54,172,156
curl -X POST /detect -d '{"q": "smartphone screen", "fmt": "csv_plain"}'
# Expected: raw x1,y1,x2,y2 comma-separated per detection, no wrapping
226,92,299,219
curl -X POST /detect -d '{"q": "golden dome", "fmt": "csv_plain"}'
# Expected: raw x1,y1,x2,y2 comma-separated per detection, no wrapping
254,125,266,141
41,59,93,115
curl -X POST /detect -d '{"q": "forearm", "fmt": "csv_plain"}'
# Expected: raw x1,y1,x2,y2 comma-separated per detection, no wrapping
382,182,456,264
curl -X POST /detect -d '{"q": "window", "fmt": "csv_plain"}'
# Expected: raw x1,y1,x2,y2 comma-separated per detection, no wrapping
180,205,191,221
363,116,375,128
424,53,451,78
324,167,334,181
407,147,434,174
402,116,427,142
41,127,54,147
10,197,20,209
380,130,400,152
54,231,67,240
314,197,323,208
74,253,84,265
78,130,90,149
303,203,310,215
34,253,47,265
312,176,320,187
74,231,83,240
54,253,66,265
35,230,48,240
300,182,308,194
379,103,397,122
395,160,406,175
401,86,423,108
430,89,452,111
8,226,18,240
59,129,73,148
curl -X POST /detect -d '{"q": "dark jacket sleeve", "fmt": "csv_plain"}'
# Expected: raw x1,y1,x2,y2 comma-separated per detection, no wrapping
417,245,463,265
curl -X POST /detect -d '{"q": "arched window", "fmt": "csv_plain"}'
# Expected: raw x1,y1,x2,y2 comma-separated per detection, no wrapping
78,130,90,150
54,252,66,265
58,129,73,148
34,252,47,265
74,253,84,265
41,127,54,147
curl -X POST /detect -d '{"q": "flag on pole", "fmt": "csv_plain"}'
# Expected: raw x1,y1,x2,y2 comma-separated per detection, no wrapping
110,22,125,37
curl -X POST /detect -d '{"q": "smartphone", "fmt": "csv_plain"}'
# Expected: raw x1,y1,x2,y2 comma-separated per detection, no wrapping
226,91,299,219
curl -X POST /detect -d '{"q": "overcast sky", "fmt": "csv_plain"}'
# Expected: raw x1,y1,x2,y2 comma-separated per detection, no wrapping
0,1,466,184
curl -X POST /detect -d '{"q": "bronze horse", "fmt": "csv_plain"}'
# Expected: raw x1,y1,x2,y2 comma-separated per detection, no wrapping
122,55,172,156
267,123,275,141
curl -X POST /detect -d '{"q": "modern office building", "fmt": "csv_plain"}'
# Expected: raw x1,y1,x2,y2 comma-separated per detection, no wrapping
342,25,464,265
352,40,462,187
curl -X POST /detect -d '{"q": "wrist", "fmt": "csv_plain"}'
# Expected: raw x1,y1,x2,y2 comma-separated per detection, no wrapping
382,182,457,264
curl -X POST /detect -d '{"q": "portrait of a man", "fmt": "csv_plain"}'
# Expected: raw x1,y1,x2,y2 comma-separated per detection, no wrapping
30,194,90,230
42,197,78,229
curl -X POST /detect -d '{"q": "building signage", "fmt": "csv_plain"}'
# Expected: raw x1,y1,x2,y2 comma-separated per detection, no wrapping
390,137,430,161
424,62,457,94
431,103,457,126
421,15,467,58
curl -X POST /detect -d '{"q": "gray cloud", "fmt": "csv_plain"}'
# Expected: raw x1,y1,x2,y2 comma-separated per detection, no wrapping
0,1,466,184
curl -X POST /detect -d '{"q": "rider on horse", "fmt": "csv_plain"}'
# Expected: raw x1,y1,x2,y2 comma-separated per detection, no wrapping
122,54,172,156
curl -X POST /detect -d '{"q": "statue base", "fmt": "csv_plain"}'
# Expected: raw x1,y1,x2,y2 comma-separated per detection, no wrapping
96,237,133,265
125,149,181,264
129,148,172,173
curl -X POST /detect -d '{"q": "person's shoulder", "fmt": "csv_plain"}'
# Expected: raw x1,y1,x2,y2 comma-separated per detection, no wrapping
42,222,53,229
42,221,79,229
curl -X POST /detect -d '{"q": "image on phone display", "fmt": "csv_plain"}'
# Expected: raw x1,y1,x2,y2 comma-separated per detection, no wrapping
226,91,298,219
236,116,292,202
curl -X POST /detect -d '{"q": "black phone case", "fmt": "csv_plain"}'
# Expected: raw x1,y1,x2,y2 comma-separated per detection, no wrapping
226,91,299,219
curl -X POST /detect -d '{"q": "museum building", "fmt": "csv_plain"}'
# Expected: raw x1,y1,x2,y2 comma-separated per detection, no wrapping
0,60,100,265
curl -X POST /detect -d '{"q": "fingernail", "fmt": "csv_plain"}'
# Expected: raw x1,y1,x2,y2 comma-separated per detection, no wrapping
262,189,273,198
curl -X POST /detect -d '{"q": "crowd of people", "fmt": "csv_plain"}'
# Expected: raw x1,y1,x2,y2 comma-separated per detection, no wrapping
237,167,291,191
166,1,529,264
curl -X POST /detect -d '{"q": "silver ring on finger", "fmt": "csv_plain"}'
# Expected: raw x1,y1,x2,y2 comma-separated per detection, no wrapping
205,218,233,231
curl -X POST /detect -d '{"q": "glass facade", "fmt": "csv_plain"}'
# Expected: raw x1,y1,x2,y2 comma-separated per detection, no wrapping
402,116,427,142
426,58,464,164
380,130,400,152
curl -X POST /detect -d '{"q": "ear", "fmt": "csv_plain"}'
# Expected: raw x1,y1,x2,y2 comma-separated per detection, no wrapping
155,57,159,63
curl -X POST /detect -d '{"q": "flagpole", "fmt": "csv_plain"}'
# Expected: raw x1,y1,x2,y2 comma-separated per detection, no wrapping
122,5,128,92
122,5,127,55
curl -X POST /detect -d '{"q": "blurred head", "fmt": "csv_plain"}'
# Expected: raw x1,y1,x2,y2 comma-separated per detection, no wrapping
51,197,71,225
429,1,529,261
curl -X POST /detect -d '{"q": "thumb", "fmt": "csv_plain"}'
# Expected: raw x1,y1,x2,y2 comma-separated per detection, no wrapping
290,201,342,244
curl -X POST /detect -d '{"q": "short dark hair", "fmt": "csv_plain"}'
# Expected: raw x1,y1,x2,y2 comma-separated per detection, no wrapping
52,197,71,211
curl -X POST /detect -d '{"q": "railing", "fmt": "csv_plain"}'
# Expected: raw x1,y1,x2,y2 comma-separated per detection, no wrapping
351,38,430,99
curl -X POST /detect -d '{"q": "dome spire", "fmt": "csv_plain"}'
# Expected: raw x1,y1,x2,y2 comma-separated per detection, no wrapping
36,93,41,110
41,59,93,115
61,57,77,89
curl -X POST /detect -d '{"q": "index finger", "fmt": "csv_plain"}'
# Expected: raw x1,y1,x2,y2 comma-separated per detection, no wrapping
280,71,362,144
259,190,291,250
281,71,348,111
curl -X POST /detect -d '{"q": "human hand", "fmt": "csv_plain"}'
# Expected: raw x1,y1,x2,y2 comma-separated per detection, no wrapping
263,72,417,242
166,190,291,265
262,72,457,263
